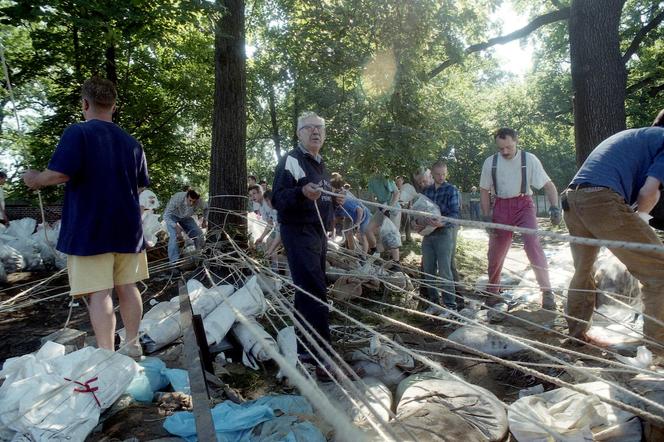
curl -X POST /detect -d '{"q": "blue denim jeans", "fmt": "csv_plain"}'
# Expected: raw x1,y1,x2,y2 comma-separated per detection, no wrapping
165,215,203,263
422,226,457,308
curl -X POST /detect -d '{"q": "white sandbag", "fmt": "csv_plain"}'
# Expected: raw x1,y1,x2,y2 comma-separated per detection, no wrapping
138,302,182,353
447,325,526,357
5,218,36,239
131,281,232,353
7,237,43,271
379,217,401,250
276,326,297,380
232,318,279,368
204,276,267,345
394,370,457,403
179,279,233,318
410,194,441,236
319,377,392,425
508,381,642,442
352,360,405,387
0,243,25,273
0,343,138,441
142,212,164,248
139,189,160,210
385,402,486,442
397,378,508,441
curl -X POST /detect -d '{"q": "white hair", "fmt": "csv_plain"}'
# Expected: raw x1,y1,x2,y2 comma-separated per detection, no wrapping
297,111,325,130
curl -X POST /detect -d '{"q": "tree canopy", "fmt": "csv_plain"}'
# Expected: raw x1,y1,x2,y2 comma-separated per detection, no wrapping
1,0,663,204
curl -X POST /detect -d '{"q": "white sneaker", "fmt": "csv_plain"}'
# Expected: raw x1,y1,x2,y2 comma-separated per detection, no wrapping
118,341,144,361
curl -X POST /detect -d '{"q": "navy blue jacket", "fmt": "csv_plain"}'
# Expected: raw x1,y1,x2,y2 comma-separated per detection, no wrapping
272,145,333,228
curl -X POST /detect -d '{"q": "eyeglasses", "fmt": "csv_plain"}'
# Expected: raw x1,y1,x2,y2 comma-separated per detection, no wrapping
299,124,325,132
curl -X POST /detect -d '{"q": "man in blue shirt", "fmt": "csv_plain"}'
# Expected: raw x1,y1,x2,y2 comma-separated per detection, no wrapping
23,77,149,359
564,109,664,357
418,161,460,316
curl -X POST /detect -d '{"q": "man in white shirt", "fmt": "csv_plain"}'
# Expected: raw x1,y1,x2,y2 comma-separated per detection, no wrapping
479,128,561,310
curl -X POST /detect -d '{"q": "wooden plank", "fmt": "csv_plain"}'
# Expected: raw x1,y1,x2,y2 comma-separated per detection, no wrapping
179,282,216,440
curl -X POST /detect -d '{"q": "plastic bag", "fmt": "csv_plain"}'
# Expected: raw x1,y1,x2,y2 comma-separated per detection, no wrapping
410,194,441,236
379,217,401,250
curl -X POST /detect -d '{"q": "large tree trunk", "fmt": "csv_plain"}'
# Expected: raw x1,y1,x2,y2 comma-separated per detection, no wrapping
209,0,247,230
268,86,281,158
569,0,627,166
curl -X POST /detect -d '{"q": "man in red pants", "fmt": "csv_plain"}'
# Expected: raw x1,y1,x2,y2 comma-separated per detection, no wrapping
479,128,560,311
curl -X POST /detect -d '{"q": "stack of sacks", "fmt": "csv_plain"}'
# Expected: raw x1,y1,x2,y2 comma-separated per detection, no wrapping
0,342,138,441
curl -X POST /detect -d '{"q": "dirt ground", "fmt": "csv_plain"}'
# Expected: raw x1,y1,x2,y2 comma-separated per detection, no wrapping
0,220,595,441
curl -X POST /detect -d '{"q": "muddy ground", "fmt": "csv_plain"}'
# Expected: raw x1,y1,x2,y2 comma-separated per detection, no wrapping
0,221,597,441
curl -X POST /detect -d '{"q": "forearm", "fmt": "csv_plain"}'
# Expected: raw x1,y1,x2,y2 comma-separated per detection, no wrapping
480,189,491,217
543,181,559,207
26,169,70,190
390,190,400,206
637,177,661,214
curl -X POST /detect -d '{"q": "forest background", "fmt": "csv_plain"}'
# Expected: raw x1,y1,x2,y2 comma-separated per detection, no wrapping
0,0,663,215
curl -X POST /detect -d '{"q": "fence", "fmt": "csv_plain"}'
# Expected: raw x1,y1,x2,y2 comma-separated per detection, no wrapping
6,204,63,223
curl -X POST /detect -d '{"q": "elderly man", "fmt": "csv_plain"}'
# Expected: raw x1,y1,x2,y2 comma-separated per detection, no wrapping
564,110,664,357
479,128,560,311
23,77,149,358
164,189,208,265
272,111,342,379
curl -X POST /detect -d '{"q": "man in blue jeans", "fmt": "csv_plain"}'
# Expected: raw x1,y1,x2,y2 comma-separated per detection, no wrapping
419,160,460,317
164,189,208,265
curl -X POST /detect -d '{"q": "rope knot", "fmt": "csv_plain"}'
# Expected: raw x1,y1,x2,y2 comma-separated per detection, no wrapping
64,376,101,407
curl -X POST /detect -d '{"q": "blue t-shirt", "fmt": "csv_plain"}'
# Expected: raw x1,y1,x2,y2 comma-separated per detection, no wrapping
571,127,664,204
335,197,368,225
48,120,150,255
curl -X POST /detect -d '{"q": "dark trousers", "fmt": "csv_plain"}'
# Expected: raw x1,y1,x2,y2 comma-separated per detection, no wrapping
280,223,330,361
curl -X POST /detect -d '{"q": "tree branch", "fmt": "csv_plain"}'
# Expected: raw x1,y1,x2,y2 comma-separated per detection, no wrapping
428,8,570,80
622,9,664,64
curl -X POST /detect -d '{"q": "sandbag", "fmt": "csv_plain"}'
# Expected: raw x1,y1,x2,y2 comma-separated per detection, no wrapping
0,343,138,441
232,318,279,369
139,189,160,210
347,336,414,386
447,325,526,357
508,381,642,442
276,326,297,380
5,218,36,239
397,378,508,441
142,212,164,248
7,237,43,271
330,275,363,301
410,194,441,236
379,217,401,250
394,371,457,402
319,377,392,426
0,243,25,273
384,402,486,442
204,275,267,345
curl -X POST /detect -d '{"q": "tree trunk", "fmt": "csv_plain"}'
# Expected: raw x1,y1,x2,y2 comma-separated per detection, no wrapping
209,0,247,231
268,86,281,158
569,0,627,166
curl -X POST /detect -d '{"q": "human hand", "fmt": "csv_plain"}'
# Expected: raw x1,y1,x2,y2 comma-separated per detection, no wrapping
302,183,321,201
482,215,496,236
22,170,41,190
549,206,562,226
334,192,345,206
427,217,444,228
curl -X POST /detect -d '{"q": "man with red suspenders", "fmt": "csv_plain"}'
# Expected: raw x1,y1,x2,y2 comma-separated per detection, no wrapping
479,128,561,312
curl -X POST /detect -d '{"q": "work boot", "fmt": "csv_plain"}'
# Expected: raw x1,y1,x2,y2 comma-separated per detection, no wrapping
542,290,556,311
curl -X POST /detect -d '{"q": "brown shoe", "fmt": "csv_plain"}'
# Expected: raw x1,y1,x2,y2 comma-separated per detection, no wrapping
542,290,556,310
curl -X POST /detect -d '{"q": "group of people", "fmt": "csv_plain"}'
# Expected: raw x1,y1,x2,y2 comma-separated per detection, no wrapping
17,75,664,374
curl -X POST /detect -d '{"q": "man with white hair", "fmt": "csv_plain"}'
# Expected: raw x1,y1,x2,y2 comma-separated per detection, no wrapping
272,111,343,380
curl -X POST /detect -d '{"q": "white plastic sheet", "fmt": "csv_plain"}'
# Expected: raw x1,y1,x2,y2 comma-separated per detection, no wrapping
508,381,642,442
410,194,441,236
276,326,297,380
379,217,401,250
0,342,138,441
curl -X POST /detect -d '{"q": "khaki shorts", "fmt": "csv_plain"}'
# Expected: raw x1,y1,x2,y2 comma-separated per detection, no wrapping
67,251,149,297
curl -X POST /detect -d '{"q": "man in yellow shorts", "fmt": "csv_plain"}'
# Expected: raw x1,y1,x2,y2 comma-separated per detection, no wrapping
23,77,149,359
